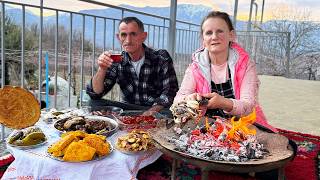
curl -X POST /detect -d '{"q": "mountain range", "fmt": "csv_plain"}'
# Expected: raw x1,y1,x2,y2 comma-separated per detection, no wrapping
5,4,249,48
5,3,320,49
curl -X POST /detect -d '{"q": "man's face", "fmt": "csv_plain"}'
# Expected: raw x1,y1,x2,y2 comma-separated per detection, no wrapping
117,22,147,54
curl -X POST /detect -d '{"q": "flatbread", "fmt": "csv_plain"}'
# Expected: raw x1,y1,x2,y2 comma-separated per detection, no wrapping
0,86,40,129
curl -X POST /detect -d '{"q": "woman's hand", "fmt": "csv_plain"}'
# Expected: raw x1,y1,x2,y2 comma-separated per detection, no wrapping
202,92,224,109
184,93,202,101
97,51,113,71
201,93,233,112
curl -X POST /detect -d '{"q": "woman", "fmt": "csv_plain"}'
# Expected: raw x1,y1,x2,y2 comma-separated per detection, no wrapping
174,11,276,132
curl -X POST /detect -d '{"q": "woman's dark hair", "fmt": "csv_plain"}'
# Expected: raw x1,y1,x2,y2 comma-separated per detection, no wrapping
119,17,144,32
200,11,234,35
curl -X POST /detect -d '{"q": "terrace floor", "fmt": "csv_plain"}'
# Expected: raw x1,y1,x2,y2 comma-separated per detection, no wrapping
259,75,320,136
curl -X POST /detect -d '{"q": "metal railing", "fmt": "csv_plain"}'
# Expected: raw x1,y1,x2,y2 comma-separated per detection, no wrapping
0,1,290,142
237,30,290,77
0,0,201,142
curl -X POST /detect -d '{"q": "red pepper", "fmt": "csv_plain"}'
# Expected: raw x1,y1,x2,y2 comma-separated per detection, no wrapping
121,115,155,124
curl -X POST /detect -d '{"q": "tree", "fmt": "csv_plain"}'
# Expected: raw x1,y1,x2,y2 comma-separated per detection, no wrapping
41,24,92,52
40,24,93,95
0,13,37,87
262,5,320,79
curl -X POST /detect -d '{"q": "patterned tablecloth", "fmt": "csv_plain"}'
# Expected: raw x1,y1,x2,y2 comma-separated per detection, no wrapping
2,118,162,180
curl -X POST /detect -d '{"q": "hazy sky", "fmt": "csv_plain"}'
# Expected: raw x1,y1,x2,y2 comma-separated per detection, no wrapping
5,0,320,21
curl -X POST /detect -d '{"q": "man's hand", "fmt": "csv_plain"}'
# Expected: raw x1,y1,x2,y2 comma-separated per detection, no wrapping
92,51,114,94
97,51,114,71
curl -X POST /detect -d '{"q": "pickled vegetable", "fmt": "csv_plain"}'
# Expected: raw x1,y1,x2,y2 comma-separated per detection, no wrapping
8,131,24,144
13,132,46,146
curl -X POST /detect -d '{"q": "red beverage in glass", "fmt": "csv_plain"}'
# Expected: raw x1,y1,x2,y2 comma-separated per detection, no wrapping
110,54,122,62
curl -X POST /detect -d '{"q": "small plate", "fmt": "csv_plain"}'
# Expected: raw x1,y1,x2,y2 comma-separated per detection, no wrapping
6,138,48,150
46,141,114,163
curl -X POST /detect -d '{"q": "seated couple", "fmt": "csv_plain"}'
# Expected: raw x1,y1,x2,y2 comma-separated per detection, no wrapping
86,13,275,132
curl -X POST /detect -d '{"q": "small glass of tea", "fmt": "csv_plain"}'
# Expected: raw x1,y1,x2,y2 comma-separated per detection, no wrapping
110,50,123,63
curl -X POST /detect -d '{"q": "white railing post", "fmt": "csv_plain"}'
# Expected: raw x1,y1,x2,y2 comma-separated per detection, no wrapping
168,0,177,58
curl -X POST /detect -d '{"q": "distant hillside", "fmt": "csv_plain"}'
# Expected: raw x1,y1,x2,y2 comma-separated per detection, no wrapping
120,4,211,24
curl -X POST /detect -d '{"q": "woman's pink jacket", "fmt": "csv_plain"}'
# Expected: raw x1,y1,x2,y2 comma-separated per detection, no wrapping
174,42,277,132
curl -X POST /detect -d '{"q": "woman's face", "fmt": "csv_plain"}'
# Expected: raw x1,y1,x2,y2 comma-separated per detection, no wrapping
201,17,235,54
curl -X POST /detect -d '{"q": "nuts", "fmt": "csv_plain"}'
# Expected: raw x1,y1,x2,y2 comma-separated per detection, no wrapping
116,130,153,152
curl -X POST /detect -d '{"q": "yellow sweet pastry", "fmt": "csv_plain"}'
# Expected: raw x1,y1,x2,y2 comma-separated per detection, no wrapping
0,86,40,129
48,134,75,154
48,131,112,162
83,134,110,156
61,130,87,139
63,141,96,162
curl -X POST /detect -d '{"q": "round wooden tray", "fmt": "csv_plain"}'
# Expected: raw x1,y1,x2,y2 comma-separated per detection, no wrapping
149,121,295,173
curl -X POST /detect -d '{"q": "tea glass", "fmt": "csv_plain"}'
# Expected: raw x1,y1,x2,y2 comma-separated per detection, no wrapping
110,50,123,63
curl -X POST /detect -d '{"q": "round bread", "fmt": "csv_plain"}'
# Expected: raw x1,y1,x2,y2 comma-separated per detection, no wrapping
0,86,40,129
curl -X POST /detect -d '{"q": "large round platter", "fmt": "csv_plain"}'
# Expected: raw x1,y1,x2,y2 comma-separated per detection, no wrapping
6,137,47,150
46,141,114,163
53,115,119,137
149,124,295,173
0,86,40,129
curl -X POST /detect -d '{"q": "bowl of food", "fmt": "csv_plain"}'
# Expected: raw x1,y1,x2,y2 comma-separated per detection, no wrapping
90,106,123,117
53,115,119,137
115,110,161,130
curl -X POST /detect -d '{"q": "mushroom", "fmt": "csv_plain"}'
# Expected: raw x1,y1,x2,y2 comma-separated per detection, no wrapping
63,116,86,130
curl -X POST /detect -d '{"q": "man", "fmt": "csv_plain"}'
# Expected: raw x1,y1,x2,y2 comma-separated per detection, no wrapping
86,17,178,116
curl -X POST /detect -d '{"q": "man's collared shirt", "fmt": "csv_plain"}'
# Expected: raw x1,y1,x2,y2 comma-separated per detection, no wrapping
87,44,178,107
